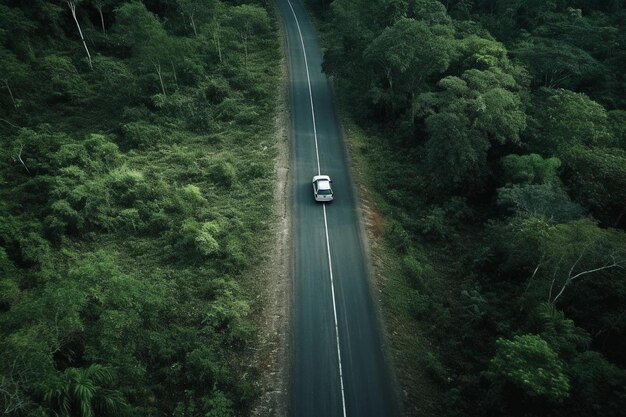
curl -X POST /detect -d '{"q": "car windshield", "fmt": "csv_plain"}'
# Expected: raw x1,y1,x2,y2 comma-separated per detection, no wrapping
318,188,332,195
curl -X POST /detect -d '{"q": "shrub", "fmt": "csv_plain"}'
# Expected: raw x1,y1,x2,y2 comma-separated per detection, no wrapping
417,206,449,240
385,220,411,253
45,199,83,237
402,253,435,291
420,351,447,384
210,160,237,188
121,122,165,149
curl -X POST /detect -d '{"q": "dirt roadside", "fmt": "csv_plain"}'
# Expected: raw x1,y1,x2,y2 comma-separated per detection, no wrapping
247,46,291,417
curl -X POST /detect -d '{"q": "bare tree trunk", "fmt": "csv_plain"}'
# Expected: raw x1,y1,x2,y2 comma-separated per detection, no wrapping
97,5,106,34
170,60,178,90
154,63,166,96
213,19,223,64
242,26,251,69
189,13,197,36
67,0,93,69
410,91,416,128
1,118,21,129
12,144,30,174
4,80,17,109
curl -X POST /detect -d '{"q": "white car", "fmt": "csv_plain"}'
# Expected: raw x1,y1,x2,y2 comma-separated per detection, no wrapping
312,175,333,202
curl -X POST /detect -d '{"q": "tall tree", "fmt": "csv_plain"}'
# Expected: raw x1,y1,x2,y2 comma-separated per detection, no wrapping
527,89,613,156
228,5,271,69
62,0,93,69
179,0,216,36
114,2,173,96
563,146,626,227
417,69,526,192
91,0,112,34
0,47,27,110
363,17,453,121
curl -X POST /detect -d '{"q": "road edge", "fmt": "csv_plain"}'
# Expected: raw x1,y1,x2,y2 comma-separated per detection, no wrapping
248,7,292,415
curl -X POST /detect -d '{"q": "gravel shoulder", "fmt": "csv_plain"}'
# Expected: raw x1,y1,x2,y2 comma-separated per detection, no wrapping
246,36,291,417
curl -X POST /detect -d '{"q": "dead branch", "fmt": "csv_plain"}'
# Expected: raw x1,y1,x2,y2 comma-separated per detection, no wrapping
11,144,30,174
1,118,21,129
552,255,625,304
66,0,93,69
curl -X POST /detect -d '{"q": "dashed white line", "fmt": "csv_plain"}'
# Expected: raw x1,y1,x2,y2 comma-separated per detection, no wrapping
286,1,347,417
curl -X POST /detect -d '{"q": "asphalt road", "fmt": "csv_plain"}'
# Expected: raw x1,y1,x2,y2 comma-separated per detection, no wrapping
275,1,399,416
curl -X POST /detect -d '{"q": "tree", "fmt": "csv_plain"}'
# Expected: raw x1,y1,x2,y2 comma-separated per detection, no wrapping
91,0,113,34
44,364,127,417
406,0,452,25
363,18,453,121
43,55,92,101
501,217,626,305
0,47,27,110
204,390,234,417
527,89,613,156
114,2,173,96
513,38,602,90
0,3,36,50
608,110,626,150
228,5,271,69
569,351,626,417
497,184,584,222
179,0,216,36
488,334,570,402
424,112,490,192
501,153,561,186
417,69,526,192
536,303,590,359
563,146,626,227
456,35,512,72
61,0,93,69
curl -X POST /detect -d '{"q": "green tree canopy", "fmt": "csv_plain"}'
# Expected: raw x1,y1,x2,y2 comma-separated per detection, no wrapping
501,153,561,186
489,334,570,402
527,89,613,156
363,17,453,118
562,146,626,227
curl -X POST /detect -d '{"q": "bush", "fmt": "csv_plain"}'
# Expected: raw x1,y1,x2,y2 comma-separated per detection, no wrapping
179,219,221,258
121,122,165,149
385,219,411,253
417,207,448,240
402,253,435,291
420,351,447,384
210,160,237,188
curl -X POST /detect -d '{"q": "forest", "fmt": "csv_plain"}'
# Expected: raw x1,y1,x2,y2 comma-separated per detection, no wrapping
0,0,280,416
307,0,626,416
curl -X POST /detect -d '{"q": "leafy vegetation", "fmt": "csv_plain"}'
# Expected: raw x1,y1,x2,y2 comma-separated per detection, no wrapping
0,0,280,416
308,0,626,416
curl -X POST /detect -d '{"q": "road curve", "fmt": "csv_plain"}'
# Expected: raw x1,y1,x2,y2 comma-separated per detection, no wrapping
275,1,399,416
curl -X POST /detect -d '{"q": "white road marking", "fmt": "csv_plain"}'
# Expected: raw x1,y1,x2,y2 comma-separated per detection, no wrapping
287,0,321,176
323,203,347,417
286,1,347,417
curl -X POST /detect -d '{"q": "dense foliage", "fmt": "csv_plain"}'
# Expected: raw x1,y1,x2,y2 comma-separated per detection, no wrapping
0,0,280,416
308,0,626,416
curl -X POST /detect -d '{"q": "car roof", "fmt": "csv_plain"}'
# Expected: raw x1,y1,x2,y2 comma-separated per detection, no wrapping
317,180,332,190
